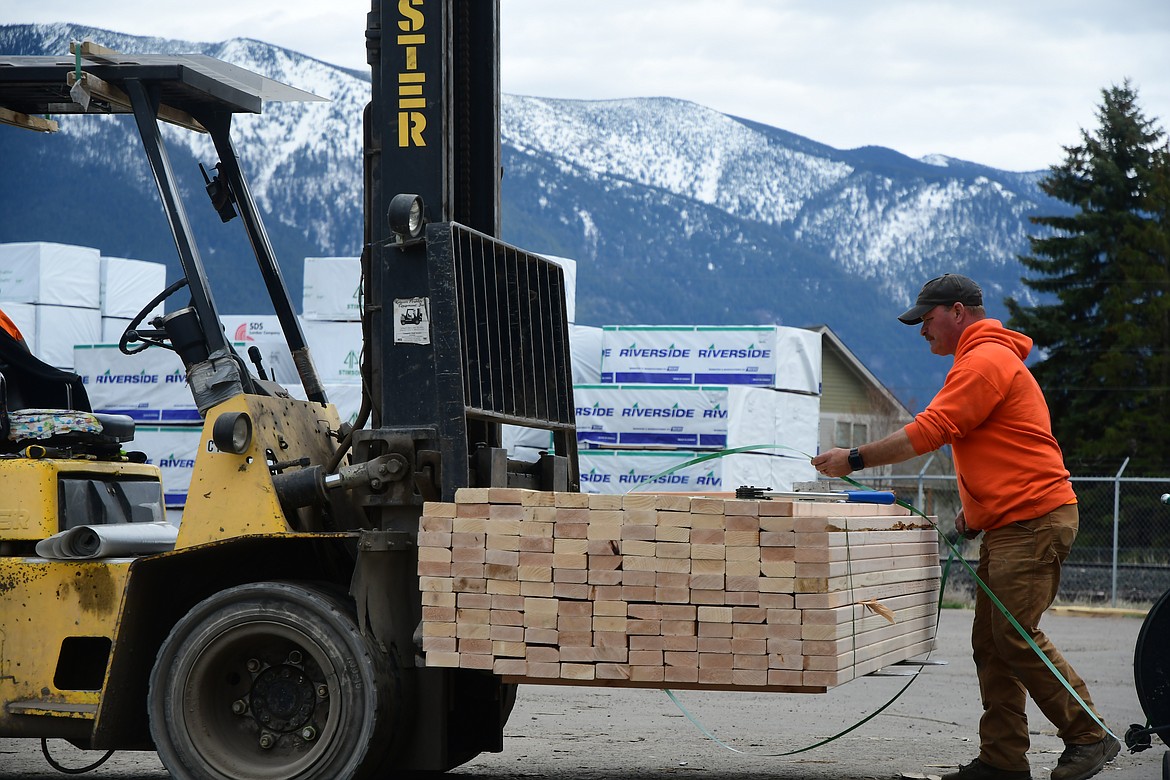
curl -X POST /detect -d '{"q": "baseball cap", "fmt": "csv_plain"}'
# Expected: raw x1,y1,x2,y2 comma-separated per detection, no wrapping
898,274,983,325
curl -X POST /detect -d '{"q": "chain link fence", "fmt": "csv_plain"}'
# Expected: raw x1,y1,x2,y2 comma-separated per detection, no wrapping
854,465,1170,609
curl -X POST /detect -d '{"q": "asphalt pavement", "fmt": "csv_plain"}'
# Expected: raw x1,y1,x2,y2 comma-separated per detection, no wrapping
0,608,1163,779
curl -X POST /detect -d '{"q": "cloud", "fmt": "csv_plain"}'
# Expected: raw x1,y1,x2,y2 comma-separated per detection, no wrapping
6,0,1169,171
500,0,1170,170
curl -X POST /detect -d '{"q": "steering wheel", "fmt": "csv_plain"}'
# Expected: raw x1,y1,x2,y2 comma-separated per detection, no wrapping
119,278,190,355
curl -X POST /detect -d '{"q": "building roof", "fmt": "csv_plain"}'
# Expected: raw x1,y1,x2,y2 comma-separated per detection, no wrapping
807,324,913,421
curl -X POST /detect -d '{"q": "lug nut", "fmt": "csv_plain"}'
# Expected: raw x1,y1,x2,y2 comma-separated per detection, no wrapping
259,733,275,750
301,726,317,741
246,658,262,673
316,684,329,698
231,699,248,715
288,650,303,665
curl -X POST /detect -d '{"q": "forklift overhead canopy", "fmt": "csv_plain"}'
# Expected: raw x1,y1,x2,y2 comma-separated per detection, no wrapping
0,46,329,396
0,50,325,129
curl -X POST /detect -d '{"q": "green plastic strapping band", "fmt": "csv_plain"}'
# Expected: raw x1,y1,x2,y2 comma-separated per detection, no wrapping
624,443,1116,755
838,470,1120,743
627,443,946,755
625,442,809,493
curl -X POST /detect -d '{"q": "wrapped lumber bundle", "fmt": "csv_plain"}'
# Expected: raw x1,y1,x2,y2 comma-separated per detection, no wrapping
417,488,940,693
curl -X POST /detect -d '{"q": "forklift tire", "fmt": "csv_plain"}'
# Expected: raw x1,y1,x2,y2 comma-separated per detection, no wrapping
148,581,399,780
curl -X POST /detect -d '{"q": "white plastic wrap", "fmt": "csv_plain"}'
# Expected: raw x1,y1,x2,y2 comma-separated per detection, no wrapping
35,521,178,559
302,256,362,321
0,300,37,353
74,343,198,423
218,315,298,385
574,384,820,452
574,384,730,449
132,426,204,507
0,242,101,307
600,325,822,393
539,254,577,324
301,319,364,384
502,424,555,453
726,385,820,453
100,256,167,319
31,304,100,369
577,447,816,495
569,324,604,385
100,316,133,343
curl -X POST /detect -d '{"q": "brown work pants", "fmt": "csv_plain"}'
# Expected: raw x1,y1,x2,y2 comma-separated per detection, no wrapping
972,503,1107,772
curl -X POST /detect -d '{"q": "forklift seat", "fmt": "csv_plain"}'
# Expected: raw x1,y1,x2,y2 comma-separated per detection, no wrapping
0,328,135,455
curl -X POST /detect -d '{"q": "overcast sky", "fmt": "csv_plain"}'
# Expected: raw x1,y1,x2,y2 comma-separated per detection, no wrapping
8,1,1169,171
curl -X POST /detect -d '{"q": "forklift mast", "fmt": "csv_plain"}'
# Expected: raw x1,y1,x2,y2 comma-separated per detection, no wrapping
361,0,578,517
368,0,501,234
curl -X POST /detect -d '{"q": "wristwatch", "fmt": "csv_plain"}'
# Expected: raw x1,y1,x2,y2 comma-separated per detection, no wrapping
847,447,865,471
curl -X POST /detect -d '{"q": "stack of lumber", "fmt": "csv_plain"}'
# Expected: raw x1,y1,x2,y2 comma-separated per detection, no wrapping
417,488,940,693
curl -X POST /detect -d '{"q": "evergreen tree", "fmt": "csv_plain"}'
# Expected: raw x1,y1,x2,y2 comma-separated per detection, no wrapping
1006,81,1170,474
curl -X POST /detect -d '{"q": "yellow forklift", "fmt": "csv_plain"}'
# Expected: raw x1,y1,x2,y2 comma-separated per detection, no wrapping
0,2,577,777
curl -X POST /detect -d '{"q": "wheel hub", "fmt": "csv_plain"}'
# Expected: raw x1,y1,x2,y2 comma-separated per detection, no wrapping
249,664,317,732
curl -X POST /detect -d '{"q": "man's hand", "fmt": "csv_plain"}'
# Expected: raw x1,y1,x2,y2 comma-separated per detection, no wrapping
955,509,980,539
811,448,853,478
810,430,918,480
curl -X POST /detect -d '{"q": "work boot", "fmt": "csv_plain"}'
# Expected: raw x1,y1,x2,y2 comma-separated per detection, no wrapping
1049,735,1121,780
941,758,1032,780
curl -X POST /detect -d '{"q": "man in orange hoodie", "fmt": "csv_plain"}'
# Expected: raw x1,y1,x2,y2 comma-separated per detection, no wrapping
812,274,1118,780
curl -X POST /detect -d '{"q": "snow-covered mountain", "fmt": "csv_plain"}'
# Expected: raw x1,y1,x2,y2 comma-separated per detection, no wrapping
0,23,1064,408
